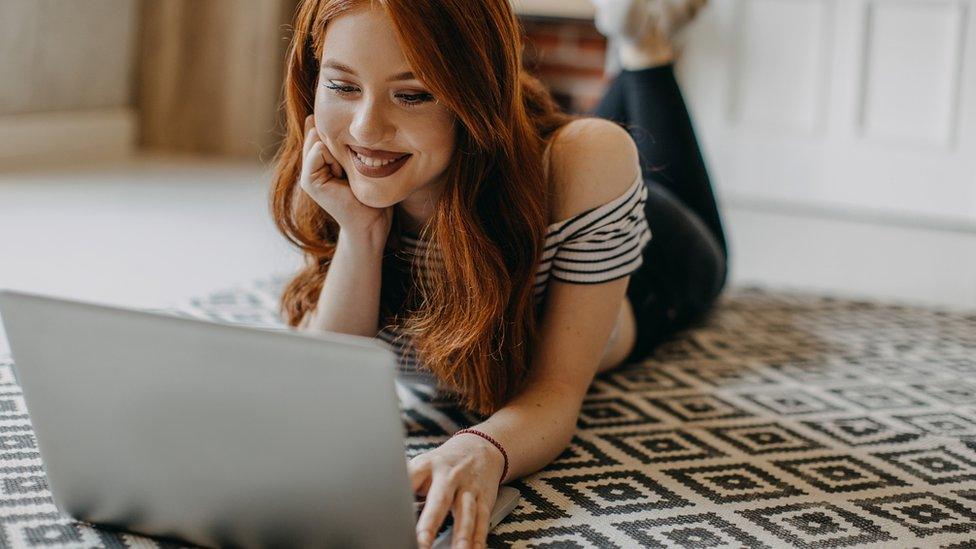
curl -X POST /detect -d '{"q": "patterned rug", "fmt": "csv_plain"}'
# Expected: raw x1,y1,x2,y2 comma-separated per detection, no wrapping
1,277,974,548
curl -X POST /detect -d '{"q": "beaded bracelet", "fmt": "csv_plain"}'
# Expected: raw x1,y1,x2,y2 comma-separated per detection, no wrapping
452,428,509,484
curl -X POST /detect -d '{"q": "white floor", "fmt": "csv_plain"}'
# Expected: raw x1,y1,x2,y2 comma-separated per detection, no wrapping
0,155,301,310
1,154,973,338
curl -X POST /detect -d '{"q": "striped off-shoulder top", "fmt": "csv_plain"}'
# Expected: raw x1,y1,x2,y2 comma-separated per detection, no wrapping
378,143,652,386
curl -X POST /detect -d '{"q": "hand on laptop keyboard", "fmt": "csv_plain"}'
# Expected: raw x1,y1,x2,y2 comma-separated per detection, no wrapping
413,488,521,548
406,431,512,547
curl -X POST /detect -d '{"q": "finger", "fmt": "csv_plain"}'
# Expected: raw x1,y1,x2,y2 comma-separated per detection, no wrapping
303,123,320,160
472,497,493,549
301,141,327,186
300,114,343,180
302,114,342,177
407,456,433,495
415,474,456,549
317,139,344,179
302,127,342,181
309,175,355,213
451,491,477,549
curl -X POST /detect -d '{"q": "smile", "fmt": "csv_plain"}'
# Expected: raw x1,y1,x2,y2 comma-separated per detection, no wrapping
355,153,402,167
349,146,411,178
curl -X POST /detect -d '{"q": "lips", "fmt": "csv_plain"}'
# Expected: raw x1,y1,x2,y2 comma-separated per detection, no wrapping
349,146,412,178
347,144,409,161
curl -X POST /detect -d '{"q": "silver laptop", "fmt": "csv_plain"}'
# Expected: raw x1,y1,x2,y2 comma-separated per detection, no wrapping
0,289,520,548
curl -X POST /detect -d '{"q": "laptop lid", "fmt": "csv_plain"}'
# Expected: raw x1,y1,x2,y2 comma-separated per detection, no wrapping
0,289,417,548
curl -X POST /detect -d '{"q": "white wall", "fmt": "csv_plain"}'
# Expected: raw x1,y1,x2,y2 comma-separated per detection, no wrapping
0,0,139,166
672,0,976,309
678,0,976,230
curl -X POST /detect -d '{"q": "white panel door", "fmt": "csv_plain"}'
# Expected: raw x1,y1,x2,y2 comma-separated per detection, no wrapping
677,0,976,229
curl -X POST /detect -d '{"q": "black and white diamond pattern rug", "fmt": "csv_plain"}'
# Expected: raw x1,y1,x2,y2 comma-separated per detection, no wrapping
0,277,974,548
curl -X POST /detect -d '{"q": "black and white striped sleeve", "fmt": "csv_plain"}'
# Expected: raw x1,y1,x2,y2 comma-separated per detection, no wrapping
548,172,652,284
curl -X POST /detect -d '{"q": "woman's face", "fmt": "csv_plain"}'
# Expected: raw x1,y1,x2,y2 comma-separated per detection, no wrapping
314,6,456,215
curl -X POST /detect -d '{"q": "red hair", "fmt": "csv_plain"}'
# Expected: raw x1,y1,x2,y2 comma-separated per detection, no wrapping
271,0,578,415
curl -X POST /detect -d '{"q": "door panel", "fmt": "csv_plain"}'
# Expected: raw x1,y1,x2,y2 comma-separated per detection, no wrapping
678,0,976,228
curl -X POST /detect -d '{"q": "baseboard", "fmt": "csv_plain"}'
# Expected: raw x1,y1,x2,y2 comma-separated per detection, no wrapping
722,192,976,235
512,0,594,19
724,203,976,311
0,108,137,170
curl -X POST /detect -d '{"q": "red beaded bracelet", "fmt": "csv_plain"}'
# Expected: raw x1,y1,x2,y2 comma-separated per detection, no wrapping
452,428,509,484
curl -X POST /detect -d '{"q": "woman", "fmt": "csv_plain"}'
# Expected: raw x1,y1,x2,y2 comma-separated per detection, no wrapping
269,0,726,547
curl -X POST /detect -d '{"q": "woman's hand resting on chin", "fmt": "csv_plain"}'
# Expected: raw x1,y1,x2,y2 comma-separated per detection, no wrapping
408,433,507,549
299,114,393,245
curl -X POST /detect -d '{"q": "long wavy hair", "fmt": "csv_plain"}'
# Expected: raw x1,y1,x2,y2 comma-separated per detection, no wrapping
270,0,579,415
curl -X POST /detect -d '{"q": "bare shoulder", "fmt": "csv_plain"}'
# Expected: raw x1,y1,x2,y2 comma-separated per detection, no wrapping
548,117,641,224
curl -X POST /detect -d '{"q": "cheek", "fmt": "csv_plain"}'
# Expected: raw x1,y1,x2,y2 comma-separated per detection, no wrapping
434,142,454,170
313,105,351,156
433,131,456,169
414,118,456,167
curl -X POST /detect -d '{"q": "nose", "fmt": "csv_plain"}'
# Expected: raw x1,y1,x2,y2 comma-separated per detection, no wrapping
348,95,394,146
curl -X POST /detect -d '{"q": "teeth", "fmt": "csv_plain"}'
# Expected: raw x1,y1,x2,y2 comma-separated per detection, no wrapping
356,153,404,168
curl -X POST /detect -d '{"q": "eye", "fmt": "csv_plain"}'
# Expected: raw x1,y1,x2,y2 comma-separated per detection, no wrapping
395,92,436,107
323,81,357,95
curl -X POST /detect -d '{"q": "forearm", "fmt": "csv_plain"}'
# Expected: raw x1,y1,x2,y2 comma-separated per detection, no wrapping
468,383,583,484
300,230,385,338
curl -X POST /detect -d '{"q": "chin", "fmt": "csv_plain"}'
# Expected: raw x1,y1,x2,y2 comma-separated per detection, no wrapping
348,178,399,209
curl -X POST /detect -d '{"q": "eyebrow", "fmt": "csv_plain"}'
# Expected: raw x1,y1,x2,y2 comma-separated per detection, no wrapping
322,59,417,82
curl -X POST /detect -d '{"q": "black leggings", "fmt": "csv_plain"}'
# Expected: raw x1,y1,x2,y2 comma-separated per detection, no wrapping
589,64,729,363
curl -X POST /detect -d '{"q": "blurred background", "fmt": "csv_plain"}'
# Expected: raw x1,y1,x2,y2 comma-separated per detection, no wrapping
1,0,974,315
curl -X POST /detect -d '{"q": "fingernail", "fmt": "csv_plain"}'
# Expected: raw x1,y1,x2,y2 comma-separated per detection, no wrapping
418,530,433,547
455,538,469,549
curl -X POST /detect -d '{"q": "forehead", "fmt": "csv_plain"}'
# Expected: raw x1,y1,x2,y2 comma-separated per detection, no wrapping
322,6,409,71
